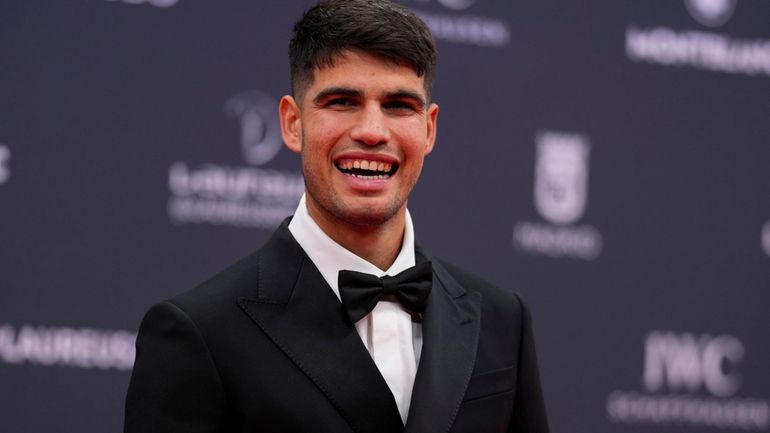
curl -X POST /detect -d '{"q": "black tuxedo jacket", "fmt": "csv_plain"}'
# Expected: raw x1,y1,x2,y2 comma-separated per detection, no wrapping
124,220,549,433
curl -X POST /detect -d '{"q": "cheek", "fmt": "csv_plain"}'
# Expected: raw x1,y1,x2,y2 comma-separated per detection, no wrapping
394,124,430,157
304,119,345,155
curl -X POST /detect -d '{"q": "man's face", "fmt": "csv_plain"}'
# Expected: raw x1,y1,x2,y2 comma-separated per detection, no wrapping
280,50,438,230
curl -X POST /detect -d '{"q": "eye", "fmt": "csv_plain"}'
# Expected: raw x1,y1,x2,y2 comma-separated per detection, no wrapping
383,100,418,114
326,97,356,108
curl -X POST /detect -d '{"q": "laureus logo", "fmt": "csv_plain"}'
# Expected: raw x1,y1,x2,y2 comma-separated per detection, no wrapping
0,323,136,370
165,90,303,229
684,0,738,27
534,131,590,225
224,91,283,166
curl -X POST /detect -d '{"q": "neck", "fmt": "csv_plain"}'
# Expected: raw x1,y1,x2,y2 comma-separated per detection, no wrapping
306,202,406,271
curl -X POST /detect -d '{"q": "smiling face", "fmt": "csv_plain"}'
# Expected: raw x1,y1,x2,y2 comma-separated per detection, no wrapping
280,50,438,234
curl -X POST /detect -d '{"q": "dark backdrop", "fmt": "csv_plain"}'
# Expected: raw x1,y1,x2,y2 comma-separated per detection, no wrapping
1,1,769,432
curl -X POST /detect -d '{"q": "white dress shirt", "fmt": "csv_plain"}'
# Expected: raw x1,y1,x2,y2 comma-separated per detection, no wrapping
288,194,422,424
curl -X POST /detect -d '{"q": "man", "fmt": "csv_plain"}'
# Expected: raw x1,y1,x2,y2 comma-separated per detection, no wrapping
124,1,549,432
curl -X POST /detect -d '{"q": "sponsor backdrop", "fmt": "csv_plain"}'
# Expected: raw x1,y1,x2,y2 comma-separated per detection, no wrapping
1,0,768,432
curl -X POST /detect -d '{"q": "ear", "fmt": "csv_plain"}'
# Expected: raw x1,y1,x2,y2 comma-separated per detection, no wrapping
279,95,302,153
424,103,439,156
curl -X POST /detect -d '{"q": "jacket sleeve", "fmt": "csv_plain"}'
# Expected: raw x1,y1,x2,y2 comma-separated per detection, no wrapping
509,297,550,433
124,301,229,433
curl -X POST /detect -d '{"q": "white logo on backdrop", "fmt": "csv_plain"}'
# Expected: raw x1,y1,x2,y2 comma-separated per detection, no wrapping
225,91,284,167
103,0,179,8
762,221,770,257
606,330,770,430
407,0,476,10
643,332,744,397
685,0,738,27
399,0,510,47
166,90,303,229
513,130,603,260
0,323,136,371
0,145,9,185
625,1,770,77
534,132,590,225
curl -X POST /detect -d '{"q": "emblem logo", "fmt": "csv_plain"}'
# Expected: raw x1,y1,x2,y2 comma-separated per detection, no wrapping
533,131,590,225
224,91,283,166
512,130,602,260
684,0,737,27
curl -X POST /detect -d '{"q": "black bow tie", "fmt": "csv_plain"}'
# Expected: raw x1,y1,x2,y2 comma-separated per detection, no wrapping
338,261,433,324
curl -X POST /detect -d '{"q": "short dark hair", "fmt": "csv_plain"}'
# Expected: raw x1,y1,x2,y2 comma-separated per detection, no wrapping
289,0,437,100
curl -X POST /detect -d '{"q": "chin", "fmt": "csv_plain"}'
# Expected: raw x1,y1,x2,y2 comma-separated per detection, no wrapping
335,200,403,228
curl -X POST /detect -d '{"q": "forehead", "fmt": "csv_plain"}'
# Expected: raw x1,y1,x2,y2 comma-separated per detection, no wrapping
306,50,426,96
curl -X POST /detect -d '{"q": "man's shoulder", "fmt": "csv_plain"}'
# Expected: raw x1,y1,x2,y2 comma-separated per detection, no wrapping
164,247,263,319
167,220,300,314
434,258,526,315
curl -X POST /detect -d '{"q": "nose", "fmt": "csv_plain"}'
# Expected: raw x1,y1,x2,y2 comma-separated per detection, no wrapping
349,104,390,146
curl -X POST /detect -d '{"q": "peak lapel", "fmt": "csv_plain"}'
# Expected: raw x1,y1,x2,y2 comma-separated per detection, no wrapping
405,251,482,433
237,224,404,433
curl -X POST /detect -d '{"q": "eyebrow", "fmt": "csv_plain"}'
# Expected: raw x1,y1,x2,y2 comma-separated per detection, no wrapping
313,87,362,105
312,87,427,108
387,90,427,109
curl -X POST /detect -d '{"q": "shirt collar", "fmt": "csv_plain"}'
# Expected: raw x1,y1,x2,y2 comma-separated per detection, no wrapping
288,194,416,301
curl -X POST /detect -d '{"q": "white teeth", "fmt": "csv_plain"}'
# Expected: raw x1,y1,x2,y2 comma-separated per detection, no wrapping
337,159,396,176
344,173,390,180
338,160,394,172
